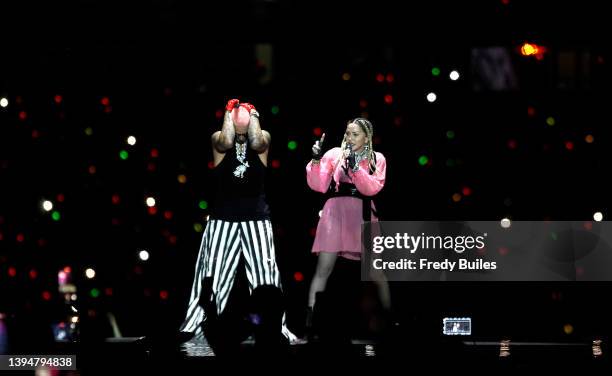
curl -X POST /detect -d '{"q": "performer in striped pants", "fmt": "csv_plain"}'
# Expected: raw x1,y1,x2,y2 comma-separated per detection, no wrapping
180,219,293,338
180,99,295,348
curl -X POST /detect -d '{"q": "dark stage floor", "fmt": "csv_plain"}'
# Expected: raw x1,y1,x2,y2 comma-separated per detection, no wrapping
8,332,604,374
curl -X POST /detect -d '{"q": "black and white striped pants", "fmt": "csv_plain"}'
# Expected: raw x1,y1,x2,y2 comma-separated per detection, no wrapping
180,219,292,338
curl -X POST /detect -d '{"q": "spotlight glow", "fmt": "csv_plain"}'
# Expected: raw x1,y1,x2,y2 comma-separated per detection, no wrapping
449,71,460,81
427,92,437,103
127,136,136,146
594,212,603,222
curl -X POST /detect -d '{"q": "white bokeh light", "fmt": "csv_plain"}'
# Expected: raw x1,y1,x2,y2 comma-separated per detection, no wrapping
139,250,150,261
42,200,53,212
501,218,512,229
85,268,96,279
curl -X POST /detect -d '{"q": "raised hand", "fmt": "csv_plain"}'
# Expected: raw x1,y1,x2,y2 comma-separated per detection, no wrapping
225,98,240,112
312,133,325,160
240,102,256,114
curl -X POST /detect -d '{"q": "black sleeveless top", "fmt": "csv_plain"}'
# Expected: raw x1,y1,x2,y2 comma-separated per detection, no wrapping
209,143,270,221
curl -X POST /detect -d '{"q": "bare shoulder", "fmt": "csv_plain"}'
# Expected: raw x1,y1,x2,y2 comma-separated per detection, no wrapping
211,130,221,143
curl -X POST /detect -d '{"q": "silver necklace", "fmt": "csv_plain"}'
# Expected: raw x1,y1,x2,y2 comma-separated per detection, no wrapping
234,142,249,178
354,148,369,165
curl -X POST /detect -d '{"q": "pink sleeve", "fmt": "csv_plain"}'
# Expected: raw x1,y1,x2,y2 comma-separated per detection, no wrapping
351,152,387,196
306,148,340,193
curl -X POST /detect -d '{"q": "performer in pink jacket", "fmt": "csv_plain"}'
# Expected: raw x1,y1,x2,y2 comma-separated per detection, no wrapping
305,118,390,331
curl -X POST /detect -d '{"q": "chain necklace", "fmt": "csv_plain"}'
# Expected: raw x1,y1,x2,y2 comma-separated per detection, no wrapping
234,142,249,178
354,147,369,166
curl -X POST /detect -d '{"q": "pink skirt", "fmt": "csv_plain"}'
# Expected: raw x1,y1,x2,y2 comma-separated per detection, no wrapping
311,197,377,260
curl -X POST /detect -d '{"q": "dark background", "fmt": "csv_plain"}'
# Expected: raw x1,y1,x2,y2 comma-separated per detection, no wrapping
1,0,611,348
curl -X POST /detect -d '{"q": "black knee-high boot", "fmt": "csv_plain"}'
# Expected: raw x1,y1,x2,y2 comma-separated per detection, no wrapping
305,306,315,341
